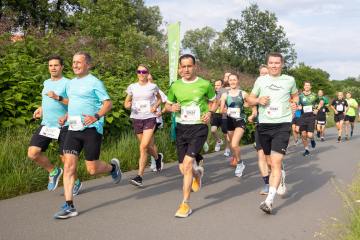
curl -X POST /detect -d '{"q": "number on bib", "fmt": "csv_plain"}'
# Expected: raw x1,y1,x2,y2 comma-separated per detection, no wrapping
68,116,84,131
39,126,60,139
227,107,241,119
181,105,201,122
134,100,151,113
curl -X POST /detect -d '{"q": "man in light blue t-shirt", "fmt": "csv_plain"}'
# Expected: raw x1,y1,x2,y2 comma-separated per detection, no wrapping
27,56,82,193
54,52,122,219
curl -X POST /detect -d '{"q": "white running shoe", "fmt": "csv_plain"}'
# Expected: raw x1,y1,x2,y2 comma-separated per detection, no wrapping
277,170,287,195
224,148,231,157
150,156,157,172
214,139,223,152
235,162,246,177
203,142,209,153
259,201,272,214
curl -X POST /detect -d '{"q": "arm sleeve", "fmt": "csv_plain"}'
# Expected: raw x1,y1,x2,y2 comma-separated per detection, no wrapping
94,80,110,101
251,78,260,97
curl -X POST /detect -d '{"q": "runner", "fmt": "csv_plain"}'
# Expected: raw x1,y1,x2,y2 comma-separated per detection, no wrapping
124,66,164,187
54,52,122,219
222,72,232,157
344,92,358,140
210,79,225,152
330,92,348,142
28,55,82,195
248,52,298,214
148,74,167,172
291,99,302,146
315,90,329,141
165,54,216,218
249,64,270,194
298,81,322,157
220,73,250,177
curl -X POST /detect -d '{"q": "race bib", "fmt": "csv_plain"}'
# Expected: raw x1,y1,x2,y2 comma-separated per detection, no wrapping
39,126,60,139
134,100,151,113
336,104,344,112
68,116,84,131
265,104,282,118
303,105,313,113
227,107,241,119
181,105,201,122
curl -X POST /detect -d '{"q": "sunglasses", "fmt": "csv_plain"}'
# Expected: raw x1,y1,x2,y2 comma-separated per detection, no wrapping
136,70,148,74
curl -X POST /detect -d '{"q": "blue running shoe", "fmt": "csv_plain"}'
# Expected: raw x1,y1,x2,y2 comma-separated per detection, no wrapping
54,203,78,219
310,139,316,148
72,179,82,196
303,149,310,157
48,167,63,191
110,158,122,184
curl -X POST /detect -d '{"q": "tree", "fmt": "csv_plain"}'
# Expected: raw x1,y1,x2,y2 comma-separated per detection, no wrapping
222,4,296,74
182,26,217,62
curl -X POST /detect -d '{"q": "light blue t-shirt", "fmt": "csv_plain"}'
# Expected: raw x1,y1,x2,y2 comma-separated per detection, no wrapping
41,77,69,128
66,74,110,134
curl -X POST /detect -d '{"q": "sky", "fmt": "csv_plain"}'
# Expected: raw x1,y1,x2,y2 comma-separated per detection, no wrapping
145,0,360,80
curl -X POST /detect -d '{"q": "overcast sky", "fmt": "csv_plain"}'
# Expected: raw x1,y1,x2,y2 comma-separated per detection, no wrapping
145,0,360,80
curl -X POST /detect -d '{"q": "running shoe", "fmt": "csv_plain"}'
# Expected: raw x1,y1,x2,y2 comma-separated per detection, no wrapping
175,202,192,218
48,167,63,191
110,158,122,184
191,166,204,192
259,201,272,214
72,179,82,196
277,170,287,195
260,184,269,195
303,149,310,157
150,156,156,172
234,162,245,177
54,202,78,219
310,139,316,148
155,153,164,172
130,175,143,187
203,142,209,153
224,148,231,157
337,136,341,143
214,139,223,152
230,157,237,167
253,142,257,150
321,137,324,142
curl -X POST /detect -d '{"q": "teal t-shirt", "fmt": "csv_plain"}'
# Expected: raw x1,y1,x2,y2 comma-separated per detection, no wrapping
41,77,69,128
66,74,110,134
251,74,298,124
167,77,216,124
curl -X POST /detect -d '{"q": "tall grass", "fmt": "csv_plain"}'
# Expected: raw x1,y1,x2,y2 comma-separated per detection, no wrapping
0,126,177,200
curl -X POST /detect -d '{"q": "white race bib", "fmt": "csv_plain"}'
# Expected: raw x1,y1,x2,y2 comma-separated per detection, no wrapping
336,104,344,112
265,104,282,118
227,107,241,119
68,116,84,131
181,105,201,122
134,100,151,113
39,126,60,139
303,105,313,113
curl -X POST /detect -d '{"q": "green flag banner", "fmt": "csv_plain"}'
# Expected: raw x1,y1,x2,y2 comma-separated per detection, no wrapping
167,22,180,85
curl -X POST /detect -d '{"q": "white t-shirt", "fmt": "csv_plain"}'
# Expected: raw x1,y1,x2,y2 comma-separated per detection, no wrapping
126,82,159,119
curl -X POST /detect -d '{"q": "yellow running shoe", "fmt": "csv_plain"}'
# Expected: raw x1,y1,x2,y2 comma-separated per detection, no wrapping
191,166,204,192
175,202,192,218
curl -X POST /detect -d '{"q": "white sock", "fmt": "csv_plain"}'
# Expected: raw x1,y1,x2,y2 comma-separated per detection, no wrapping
265,186,277,204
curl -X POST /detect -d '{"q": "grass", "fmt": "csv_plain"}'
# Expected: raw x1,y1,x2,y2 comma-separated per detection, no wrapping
0,126,177,200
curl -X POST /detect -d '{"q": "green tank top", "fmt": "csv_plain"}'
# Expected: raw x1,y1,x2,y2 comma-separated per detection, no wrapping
225,90,246,120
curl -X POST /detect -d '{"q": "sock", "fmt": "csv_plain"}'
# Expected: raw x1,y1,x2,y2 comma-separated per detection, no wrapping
305,146,309,151
66,200,74,208
263,175,269,185
75,179,80,185
110,163,116,173
265,186,277,204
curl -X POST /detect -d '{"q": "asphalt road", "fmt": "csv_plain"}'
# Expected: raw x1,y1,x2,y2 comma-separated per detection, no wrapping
0,127,359,240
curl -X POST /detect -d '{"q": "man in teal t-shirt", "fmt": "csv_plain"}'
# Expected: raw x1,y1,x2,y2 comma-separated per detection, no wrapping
345,92,358,139
28,55,75,192
165,54,216,218
248,52,298,214
54,52,121,220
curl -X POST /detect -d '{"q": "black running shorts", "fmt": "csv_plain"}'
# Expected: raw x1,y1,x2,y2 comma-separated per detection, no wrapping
29,126,68,154
257,123,291,155
299,115,316,133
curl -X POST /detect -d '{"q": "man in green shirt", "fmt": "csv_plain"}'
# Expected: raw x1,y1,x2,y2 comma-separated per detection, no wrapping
248,52,298,214
345,92,358,139
316,90,329,141
165,54,216,218
298,81,323,156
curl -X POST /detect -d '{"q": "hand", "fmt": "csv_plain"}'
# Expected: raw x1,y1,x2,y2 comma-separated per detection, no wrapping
222,106,227,114
155,111,162,117
258,96,270,106
47,91,58,100
33,108,42,119
171,103,181,113
150,105,157,113
124,100,132,110
335,110,338,115
58,116,67,126
82,114,97,126
201,112,212,124
313,109,318,115
248,115,255,123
